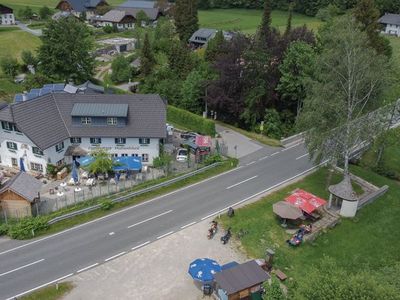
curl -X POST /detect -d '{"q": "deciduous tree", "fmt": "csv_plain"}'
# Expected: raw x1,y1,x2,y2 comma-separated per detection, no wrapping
38,17,94,83
297,15,389,175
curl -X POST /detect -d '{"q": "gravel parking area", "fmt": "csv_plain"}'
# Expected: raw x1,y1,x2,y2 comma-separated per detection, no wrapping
65,219,248,300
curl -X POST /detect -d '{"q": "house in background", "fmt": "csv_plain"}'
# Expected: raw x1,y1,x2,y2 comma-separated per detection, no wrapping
0,172,42,218
379,13,400,37
92,9,135,29
55,0,110,20
189,28,233,48
98,37,136,53
0,4,15,25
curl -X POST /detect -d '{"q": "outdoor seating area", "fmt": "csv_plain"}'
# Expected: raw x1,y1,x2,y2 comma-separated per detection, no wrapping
188,258,270,299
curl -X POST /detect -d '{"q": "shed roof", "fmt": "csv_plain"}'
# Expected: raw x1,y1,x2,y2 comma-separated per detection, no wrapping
214,260,270,295
379,13,400,26
189,28,217,43
328,175,358,201
71,103,129,117
0,172,42,203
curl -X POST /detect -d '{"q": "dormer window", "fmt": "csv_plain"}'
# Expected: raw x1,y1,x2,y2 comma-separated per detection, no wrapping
81,117,92,125
107,117,117,125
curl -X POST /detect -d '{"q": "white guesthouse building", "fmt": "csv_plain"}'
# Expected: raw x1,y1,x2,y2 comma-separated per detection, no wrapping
379,13,400,37
0,94,166,175
0,4,15,25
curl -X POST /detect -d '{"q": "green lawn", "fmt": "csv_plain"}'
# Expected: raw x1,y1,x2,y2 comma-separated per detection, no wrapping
20,282,73,300
199,9,322,34
219,165,400,294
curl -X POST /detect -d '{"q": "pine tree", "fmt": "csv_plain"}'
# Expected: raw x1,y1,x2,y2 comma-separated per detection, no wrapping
285,2,293,35
205,30,225,62
140,33,155,76
258,0,272,40
174,0,199,42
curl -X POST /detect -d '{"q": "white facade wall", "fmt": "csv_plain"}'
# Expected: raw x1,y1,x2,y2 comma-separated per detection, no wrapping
0,127,160,175
384,24,400,36
95,20,134,30
0,13,15,25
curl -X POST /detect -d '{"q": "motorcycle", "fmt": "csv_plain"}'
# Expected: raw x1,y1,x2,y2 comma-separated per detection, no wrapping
207,221,218,239
220,227,232,244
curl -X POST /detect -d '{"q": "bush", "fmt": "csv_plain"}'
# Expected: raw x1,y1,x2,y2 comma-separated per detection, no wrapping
0,223,8,236
7,216,49,239
204,154,222,165
100,199,114,211
167,105,216,136
0,56,20,78
111,55,133,83
103,25,117,34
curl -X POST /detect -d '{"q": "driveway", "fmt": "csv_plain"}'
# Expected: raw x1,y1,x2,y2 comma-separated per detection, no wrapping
65,219,247,300
16,22,42,37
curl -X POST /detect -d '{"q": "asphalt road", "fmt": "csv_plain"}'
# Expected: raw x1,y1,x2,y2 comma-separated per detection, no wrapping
0,142,314,299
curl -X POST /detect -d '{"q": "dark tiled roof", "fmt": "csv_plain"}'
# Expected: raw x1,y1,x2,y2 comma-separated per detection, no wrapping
71,103,128,117
379,13,400,26
214,260,270,295
0,106,13,123
0,4,13,14
57,0,107,12
0,172,42,203
115,7,160,20
5,94,166,150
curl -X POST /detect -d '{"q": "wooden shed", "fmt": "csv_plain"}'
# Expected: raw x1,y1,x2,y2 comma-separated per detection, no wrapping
0,172,42,218
214,260,270,300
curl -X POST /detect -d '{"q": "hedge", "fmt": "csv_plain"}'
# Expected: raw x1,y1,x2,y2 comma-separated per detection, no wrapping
167,105,216,136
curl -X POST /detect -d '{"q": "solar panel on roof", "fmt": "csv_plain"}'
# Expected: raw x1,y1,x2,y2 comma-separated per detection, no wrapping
54,84,65,91
40,89,52,95
14,94,24,102
30,89,41,93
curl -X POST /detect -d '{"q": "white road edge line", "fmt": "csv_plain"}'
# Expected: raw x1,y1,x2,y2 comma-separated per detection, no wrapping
246,161,256,166
202,161,326,221
77,263,99,273
282,142,304,151
6,273,74,300
271,152,279,156
181,221,196,229
104,252,126,262
296,153,309,160
156,231,174,239
0,165,244,257
127,209,173,229
0,259,45,278
258,155,269,161
226,175,258,190
131,241,150,251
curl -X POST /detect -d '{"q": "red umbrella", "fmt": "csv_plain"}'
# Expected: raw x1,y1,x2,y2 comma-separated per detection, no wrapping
285,189,327,214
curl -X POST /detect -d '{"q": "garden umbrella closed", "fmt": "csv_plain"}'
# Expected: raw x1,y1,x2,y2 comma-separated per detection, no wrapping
188,258,222,282
19,157,26,172
273,201,303,220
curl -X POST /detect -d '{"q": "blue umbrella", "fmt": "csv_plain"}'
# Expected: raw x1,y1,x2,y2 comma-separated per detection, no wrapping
19,157,26,172
71,160,79,183
188,258,222,282
77,156,95,167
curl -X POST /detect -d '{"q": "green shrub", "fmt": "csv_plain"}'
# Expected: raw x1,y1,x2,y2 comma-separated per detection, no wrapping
7,216,49,239
204,154,222,165
100,199,114,211
167,105,216,136
103,25,117,34
0,223,8,236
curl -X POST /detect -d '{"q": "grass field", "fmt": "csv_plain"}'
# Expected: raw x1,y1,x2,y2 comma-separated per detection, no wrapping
220,165,400,295
20,282,73,300
199,9,322,33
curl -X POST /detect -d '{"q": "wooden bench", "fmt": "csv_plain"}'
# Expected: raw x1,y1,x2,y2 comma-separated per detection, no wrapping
275,269,288,281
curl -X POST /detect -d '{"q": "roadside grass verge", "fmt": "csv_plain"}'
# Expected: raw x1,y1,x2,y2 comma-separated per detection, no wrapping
20,282,73,300
219,165,399,293
215,120,281,147
31,159,238,238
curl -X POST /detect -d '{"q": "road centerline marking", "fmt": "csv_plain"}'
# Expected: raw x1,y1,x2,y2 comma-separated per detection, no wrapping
77,263,99,273
226,175,258,190
127,210,173,229
271,152,279,156
156,231,174,239
0,259,45,278
105,252,126,262
258,155,269,161
296,153,309,160
246,161,256,166
131,241,150,251
181,221,196,229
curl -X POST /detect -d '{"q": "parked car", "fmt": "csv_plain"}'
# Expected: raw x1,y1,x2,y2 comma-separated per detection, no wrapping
176,148,188,162
180,131,197,140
